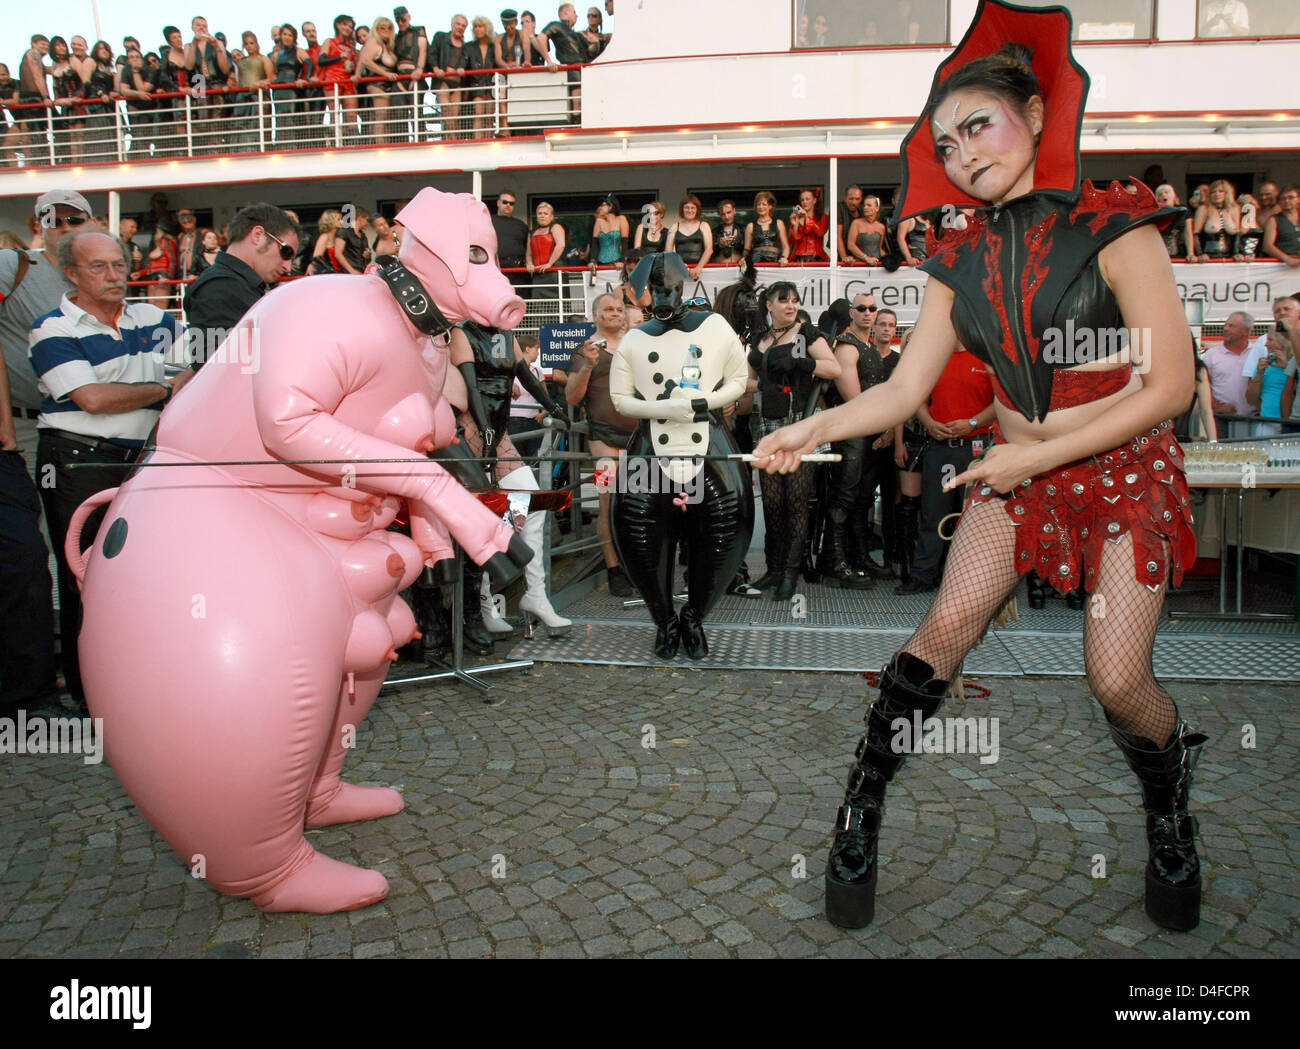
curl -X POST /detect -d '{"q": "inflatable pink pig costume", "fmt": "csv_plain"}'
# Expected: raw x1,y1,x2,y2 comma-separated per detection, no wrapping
66,189,529,913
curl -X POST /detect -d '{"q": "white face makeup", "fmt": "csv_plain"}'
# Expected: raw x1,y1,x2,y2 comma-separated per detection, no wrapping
931,87,1040,205
930,100,962,142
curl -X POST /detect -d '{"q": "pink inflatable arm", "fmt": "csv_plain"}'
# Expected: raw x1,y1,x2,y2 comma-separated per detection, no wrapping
251,315,513,563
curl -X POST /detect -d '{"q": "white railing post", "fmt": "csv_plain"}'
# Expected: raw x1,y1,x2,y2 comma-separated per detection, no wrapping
410,79,419,142
257,88,266,152
114,103,125,162
333,84,342,148
45,105,56,167
184,93,193,156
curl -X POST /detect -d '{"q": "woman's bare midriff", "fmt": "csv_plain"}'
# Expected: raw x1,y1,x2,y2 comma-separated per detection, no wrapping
992,358,1143,448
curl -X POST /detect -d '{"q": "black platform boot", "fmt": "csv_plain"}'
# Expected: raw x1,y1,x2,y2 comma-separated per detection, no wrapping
678,606,708,660
825,652,947,929
1108,716,1208,932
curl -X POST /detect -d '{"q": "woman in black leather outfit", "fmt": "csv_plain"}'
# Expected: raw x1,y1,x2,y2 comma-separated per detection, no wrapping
81,41,119,161
747,281,841,599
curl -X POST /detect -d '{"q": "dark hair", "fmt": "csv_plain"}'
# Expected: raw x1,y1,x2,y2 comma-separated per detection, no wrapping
92,40,113,64
333,14,355,34
875,308,898,324
280,24,299,43
163,25,181,42
49,36,69,58
678,194,702,220
718,199,736,212
765,280,799,305
931,42,1039,122
817,298,851,340
799,188,825,219
227,202,297,244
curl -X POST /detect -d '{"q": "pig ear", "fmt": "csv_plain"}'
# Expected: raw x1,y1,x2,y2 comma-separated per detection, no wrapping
399,194,471,286
436,202,472,287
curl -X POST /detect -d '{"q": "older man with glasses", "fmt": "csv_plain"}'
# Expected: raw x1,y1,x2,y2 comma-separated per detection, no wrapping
182,203,298,370
29,229,190,710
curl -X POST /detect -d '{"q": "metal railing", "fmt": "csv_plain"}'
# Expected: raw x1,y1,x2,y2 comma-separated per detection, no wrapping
0,64,583,167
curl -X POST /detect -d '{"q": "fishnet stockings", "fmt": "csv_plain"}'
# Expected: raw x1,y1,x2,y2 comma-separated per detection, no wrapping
903,499,1178,744
760,466,817,574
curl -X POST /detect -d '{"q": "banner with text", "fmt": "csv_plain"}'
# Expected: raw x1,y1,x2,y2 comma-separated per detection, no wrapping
581,261,1294,327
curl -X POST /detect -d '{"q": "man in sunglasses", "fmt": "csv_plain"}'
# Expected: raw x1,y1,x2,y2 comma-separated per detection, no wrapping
183,203,299,370
0,189,96,714
491,192,529,292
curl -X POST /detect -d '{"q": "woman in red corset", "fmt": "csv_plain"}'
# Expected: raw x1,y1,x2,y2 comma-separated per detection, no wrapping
755,0,1206,934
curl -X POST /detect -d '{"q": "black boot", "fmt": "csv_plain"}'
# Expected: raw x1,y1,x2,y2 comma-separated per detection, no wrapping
755,515,783,590
821,510,872,589
826,652,947,929
678,606,708,660
460,562,497,656
772,567,800,602
1108,716,1208,932
653,617,681,659
1027,571,1051,609
893,495,920,583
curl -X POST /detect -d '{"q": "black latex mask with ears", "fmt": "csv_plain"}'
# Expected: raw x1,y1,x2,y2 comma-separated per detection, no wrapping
629,251,689,326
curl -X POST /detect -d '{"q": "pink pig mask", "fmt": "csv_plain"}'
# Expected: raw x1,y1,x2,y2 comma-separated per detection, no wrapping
394,189,527,332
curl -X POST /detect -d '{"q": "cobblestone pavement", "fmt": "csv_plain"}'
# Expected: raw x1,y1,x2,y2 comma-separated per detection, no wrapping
0,664,1296,959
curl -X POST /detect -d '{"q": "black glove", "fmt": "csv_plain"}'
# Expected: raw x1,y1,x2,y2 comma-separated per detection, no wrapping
765,343,796,375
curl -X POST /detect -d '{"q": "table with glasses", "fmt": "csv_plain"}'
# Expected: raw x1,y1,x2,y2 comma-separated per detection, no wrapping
1180,437,1300,621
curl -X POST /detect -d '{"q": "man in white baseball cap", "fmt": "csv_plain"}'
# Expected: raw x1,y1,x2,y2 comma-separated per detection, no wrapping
3,189,98,475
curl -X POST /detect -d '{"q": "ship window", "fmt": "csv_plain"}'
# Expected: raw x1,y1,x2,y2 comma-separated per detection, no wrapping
1013,0,1154,40
792,1,950,47
1198,0,1300,37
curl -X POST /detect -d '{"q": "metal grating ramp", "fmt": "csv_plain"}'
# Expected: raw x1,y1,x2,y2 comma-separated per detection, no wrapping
504,555,1300,680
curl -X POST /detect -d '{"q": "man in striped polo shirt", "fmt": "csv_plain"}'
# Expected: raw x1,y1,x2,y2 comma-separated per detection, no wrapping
29,230,191,709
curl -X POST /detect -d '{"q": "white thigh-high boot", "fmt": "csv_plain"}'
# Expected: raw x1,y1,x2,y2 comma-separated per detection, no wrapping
480,571,514,634
500,464,571,634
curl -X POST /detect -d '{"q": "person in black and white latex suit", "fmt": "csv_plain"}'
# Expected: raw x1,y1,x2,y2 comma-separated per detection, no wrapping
608,253,753,659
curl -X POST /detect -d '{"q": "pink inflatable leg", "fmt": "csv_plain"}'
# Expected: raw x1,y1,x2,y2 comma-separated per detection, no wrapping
252,839,390,913
305,665,404,828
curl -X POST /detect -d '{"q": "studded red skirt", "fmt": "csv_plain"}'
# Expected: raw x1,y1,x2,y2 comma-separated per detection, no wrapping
967,420,1197,594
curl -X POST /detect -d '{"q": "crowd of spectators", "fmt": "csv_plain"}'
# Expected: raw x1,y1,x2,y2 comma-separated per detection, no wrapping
0,3,614,163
